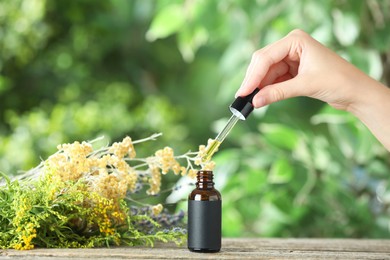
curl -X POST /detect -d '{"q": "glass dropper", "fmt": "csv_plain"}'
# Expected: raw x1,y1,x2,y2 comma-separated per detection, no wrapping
201,114,240,162
201,88,260,163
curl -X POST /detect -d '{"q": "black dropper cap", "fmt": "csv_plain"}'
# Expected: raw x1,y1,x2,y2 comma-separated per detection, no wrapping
229,88,260,120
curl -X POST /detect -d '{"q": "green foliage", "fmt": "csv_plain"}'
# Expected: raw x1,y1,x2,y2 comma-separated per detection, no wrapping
1,0,390,240
0,131,195,250
215,107,390,238
0,172,184,249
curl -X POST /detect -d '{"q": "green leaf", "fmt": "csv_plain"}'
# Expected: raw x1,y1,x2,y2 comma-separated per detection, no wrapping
222,205,243,237
243,169,267,195
259,123,299,150
268,158,293,184
178,26,209,62
333,9,359,46
312,136,331,171
311,106,354,125
146,4,186,41
214,149,240,190
254,201,289,236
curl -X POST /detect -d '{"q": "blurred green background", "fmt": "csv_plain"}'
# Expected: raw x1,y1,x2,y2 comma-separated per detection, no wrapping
1,0,390,238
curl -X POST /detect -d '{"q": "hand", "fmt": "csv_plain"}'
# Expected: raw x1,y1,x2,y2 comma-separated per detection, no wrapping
236,29,390,151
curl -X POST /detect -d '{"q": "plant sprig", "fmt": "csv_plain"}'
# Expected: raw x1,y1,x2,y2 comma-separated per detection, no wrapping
0,133,213,250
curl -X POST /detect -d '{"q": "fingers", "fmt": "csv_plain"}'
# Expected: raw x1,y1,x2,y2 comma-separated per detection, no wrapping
235,34,299,98
259,61,290,87
252,76,301,107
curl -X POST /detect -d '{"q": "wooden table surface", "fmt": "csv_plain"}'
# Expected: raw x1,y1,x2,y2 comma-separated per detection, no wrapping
1,238,389,259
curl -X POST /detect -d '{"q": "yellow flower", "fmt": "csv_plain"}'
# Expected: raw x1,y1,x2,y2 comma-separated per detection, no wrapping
203,161,216,171
151,204,163,216
180,166,187,176
109,136,136,159
147,167,161,195
13,223,37,250
188,169,197,179
154,147,180,174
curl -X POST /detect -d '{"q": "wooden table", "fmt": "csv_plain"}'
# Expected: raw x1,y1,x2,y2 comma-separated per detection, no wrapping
1,238,389,259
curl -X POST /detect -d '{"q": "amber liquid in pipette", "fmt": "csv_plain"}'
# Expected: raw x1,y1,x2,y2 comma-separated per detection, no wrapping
201,114,240,163
201,139,222,163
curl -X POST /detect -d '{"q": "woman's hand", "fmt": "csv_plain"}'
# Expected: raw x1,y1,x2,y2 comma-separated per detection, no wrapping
236,29,390,151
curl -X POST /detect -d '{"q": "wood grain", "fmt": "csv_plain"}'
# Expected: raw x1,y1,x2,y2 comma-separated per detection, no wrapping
1,238,390,259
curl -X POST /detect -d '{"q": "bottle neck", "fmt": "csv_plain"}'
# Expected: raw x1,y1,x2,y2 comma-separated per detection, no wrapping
196,170,215,189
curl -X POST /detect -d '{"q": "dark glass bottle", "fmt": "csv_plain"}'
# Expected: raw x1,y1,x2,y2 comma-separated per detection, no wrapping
187,170,222,253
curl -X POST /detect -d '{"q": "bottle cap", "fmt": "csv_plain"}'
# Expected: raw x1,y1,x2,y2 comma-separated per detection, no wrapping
229,88,259,120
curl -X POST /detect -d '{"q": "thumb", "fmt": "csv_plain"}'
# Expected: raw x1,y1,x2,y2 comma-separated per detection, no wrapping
252,77,302,107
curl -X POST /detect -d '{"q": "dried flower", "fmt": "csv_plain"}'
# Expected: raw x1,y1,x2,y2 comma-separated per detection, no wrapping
152,204,163,216
1,133,216,250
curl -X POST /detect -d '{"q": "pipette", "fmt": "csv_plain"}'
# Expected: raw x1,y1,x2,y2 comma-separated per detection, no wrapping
201,88,260,162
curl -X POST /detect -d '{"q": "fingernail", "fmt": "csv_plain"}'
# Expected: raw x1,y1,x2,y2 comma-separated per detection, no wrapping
236,77,249,98
235,86,244,98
